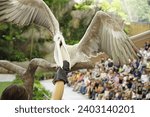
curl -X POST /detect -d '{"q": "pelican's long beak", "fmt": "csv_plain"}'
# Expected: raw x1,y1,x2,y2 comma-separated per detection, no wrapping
54,35,71,69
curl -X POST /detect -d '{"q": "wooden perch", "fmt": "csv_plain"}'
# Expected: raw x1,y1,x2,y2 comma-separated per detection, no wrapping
130,30,150,48
0,60,26,75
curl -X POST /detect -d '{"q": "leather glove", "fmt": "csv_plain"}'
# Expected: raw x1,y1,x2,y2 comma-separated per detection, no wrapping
53,60,70,85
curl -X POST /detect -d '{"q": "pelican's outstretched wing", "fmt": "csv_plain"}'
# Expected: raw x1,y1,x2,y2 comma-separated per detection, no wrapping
0,0,59,36
77,11,138,65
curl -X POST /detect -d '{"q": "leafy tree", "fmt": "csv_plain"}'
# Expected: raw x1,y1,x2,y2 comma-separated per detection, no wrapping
74,0,127,21
124,0,150,22
44,0,69,19
0,23,28,61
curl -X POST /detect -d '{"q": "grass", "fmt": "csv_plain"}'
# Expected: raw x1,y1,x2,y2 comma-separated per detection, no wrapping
0,82,12,96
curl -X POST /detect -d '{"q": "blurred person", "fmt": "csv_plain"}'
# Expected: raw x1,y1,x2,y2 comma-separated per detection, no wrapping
146,90,150,100
79,72,90,95
92,63,100,79
88,79,95,99
141,70,149,83
134,69,142,79
108,89,116,100
135,81,143,100
122,64,131,75
146,61,150,69
97,83,105,100
115,91,122,100
73,72,84,91
101,82,112,100
126,77,133,89
132,90,137,100
144,41,149,51
124,89,132,100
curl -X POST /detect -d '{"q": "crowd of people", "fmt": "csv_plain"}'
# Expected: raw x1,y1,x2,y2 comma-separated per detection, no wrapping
67,42,150,100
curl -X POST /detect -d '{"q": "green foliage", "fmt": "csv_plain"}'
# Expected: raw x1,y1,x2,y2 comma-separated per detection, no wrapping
0,23,26,61
74,4,91,10
68,19,87,42
74,0,127,21
43,0,69,19
125,0,150,22
0,23,42,61
0,82,12,96
15,75,52,100
124,26,130,35
44,0,83,43
35,71,55,81
44,0,69,6
99,0,111,11
0,23,26,41
13,75,24,85
107,0,127,21
65,39,80,45
0,38,27,61
74,0,93,10
33,80,51,100
60,11,88,44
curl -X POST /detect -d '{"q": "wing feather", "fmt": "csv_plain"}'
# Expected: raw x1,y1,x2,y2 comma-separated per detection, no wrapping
112,35,120,64
77,11,138,65
0,0,60,36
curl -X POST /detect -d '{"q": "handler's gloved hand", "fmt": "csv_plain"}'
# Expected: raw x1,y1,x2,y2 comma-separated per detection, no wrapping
53,60,70,85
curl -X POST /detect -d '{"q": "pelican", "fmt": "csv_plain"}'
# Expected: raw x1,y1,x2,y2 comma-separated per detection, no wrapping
0,0,139,68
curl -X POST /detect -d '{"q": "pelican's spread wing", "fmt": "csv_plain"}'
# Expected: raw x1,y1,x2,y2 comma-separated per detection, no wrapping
77,11,138,65
0,0,59,36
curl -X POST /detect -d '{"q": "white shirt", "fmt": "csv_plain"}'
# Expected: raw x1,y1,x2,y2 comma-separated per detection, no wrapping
146,93,150,99
132,91,136,99
141,74,149,83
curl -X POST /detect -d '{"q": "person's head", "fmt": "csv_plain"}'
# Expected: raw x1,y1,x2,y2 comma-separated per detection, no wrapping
108,69,113,74
1,85,28,100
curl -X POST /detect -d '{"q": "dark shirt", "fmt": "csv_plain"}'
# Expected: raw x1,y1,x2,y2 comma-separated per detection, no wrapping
127,81,132,89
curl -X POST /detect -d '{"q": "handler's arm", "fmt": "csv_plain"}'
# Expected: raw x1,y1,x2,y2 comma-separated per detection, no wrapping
52,61,69,100
52,81,64,100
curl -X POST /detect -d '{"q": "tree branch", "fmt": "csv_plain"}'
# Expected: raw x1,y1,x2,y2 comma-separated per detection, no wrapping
26,58,57,74
0,60,26,75
71,62,94,71
0,58,57,99
22,58,57,99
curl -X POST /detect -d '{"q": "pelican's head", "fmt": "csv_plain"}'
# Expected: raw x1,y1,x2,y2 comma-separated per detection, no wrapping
54,33,64,43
